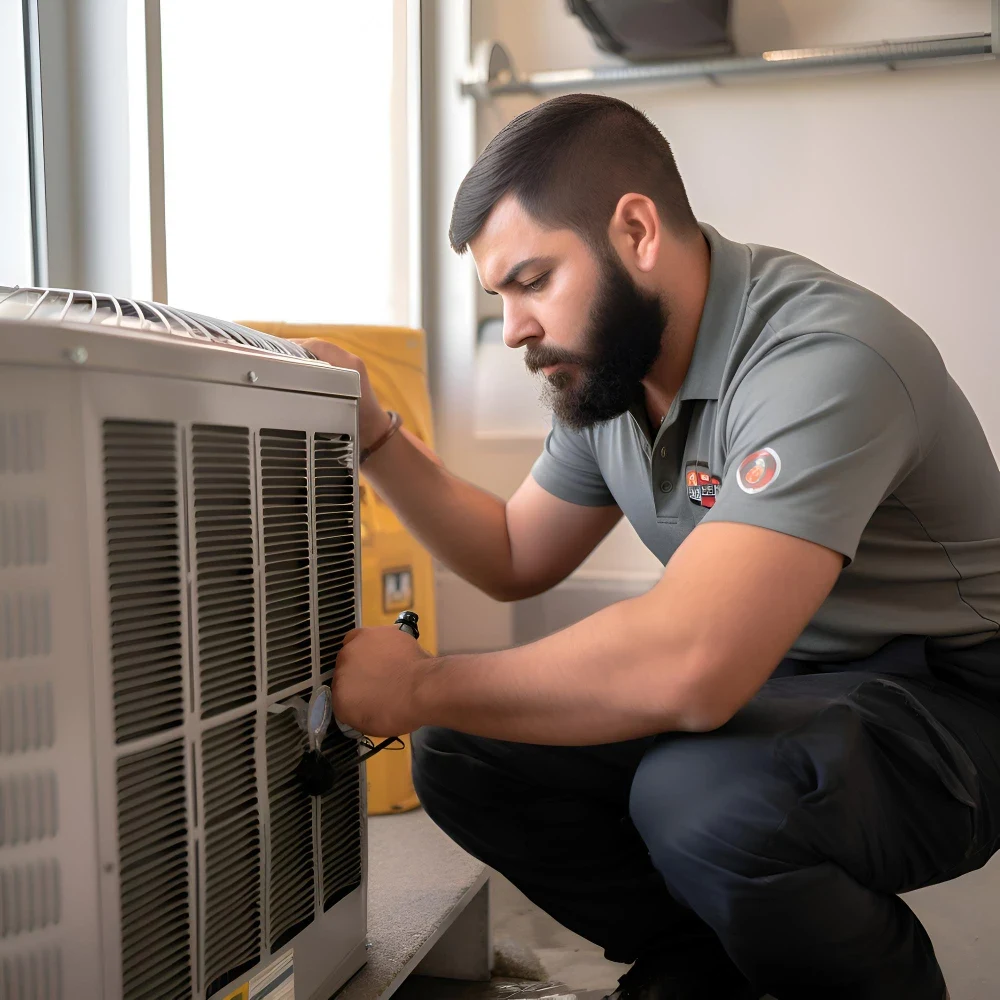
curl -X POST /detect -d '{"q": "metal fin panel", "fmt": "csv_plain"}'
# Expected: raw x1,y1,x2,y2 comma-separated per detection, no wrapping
103,420,185,742
320,732,363,911
259,430,312,695
116,739,191,1000
202,715,261,998
192,425,256,718
265,710,314,952
313,434,356,671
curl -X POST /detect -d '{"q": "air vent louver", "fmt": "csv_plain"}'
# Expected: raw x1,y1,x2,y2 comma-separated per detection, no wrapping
0,946,62,1000
116,739,191,1000
320,731,363,910
192,425,257,717
202,715,261,998
0,411,44,474
0,771,58,846
266,710,315,951
0,683,54,755
0,591,50,662
104,421,185,742
0,499,48,567
314,434,356,672
259,430,312,694
0,858,60,937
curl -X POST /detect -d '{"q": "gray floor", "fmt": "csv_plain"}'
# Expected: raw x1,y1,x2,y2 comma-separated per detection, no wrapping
489,874,628,994
393,872,625,1000
906,859,1000,1000
396,859,1000,1000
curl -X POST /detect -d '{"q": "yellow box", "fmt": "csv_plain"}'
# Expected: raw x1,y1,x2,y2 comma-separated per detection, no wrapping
244,322,436,815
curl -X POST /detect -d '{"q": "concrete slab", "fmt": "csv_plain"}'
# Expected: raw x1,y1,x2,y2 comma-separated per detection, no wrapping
335,809,490,1000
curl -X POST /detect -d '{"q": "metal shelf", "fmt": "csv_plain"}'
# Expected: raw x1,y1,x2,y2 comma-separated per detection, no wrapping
462,2,999,99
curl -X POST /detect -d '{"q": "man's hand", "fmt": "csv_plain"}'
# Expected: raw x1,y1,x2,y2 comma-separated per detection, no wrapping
293,338,391,451
332,626,434,737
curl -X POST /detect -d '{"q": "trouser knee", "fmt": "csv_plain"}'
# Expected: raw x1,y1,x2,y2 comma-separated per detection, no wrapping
628,733,802,924
410,725,468,821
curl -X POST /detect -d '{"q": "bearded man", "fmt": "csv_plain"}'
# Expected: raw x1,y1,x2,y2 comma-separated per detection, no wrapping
305,94,1000,1000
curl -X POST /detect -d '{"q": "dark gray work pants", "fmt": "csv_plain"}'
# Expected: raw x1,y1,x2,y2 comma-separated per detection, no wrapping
411,638,1000,999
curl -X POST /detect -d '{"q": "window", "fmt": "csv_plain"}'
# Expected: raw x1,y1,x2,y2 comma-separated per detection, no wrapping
159,2,414,325
0,1,34,287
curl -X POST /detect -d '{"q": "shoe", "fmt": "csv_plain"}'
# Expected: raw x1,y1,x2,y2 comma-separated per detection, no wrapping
602,948,760,1000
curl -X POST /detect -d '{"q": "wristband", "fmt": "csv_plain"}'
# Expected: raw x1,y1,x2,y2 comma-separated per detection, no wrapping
359,410,402,465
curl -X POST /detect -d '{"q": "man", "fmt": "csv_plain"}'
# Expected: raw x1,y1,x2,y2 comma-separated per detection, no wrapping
305,94,1000,999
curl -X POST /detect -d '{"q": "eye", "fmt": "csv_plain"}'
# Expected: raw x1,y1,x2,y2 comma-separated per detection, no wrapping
524,273,548,292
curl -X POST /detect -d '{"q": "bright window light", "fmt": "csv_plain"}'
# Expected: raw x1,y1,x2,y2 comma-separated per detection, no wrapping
0,1,34,287
160,2,402,325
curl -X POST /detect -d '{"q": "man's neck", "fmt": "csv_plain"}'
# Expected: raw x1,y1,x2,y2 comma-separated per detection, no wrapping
641,231,712,426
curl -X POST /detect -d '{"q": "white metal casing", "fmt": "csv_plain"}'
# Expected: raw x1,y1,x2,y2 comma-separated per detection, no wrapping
0,287,367,1000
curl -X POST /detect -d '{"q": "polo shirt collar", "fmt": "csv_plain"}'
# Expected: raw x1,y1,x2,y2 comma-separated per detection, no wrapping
677,223,751,402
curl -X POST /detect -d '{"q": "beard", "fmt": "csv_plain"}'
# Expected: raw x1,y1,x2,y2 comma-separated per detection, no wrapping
524,251,666,430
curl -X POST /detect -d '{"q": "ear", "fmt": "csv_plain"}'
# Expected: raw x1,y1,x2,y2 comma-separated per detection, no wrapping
607,193,661,274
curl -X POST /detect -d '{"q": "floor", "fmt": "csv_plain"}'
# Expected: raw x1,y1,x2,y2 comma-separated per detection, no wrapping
395,858,1000,1000
488,874,629,993
395,872,624,999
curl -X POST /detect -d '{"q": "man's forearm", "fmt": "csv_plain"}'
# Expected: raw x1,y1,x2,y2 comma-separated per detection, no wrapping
361,427,518,598
412,588,710,744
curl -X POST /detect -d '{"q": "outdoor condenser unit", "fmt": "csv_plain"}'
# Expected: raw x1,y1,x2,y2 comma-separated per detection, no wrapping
0,287,367,1000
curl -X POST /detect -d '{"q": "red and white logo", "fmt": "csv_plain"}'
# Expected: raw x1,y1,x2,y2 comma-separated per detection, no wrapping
686,466,721,508
737,448,780,494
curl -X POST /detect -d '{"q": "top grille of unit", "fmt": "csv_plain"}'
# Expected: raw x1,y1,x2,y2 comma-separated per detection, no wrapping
0,286,310,359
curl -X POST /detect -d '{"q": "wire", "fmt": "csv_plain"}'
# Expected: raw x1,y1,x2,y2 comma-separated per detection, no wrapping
355,735,405,765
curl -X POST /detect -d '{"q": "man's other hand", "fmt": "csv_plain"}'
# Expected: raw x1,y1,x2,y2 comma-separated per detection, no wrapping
332,626,433,737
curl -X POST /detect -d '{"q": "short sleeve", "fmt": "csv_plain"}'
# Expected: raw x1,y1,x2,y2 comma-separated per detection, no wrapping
702,333,922,561
531,418,616,507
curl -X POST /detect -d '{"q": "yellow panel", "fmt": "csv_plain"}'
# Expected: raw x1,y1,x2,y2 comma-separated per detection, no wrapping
244,322,435,814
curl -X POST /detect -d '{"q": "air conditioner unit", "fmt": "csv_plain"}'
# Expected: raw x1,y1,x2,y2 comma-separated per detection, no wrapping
0,287,367,1000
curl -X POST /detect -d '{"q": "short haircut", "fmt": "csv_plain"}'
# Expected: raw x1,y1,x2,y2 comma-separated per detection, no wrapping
449,93,698,254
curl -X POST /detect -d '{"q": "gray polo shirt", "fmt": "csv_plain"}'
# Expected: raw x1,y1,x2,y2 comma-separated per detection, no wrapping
532,224,1000,663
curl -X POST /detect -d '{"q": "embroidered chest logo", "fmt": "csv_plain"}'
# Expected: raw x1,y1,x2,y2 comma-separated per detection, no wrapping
685,463,721,508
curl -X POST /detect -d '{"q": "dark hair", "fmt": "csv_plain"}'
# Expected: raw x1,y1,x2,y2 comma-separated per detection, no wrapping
449,93,698,254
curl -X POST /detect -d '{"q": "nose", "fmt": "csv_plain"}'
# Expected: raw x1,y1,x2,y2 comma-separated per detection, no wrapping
502,300,542,350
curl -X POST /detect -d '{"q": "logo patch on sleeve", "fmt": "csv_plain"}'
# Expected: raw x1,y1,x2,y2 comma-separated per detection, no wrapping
737,448,781,494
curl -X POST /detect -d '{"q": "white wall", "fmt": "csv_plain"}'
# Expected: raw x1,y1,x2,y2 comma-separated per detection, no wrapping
461,0,999,577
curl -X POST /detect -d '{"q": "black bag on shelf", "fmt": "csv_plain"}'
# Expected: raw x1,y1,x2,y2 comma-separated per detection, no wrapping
566,0,732,62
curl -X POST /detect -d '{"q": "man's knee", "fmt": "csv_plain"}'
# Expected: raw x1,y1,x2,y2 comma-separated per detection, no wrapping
628,733,804,891
410,725,466,806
